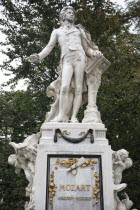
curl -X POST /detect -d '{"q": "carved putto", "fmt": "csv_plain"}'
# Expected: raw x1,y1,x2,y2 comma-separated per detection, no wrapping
115,193,133,210
113,149,133,185
112,149,134,210
8,133,40,210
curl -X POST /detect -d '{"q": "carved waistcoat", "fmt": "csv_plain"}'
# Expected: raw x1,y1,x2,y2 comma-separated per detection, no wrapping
57,27,85,58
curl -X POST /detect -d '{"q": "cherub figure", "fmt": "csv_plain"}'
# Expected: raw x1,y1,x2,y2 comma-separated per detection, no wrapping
8,133,40,184
113,149,133,185
115,192,133,210
8,153,34,184
8,133,40,210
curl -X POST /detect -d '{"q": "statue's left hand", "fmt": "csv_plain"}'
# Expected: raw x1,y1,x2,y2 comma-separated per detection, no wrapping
92,50,103,58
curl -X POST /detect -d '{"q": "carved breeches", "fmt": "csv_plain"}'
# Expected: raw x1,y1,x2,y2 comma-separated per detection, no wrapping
61,50,86,90
63,50,86,67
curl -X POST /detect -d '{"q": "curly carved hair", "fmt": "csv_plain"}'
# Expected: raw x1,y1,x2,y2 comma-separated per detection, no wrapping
59,6,76,24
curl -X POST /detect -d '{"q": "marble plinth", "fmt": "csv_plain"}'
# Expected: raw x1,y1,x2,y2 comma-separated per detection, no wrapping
34,123,114,210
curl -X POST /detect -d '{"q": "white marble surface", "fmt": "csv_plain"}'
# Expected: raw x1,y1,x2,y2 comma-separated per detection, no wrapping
27,6,110,123
50,157,100,210
35,122,114,210
40,122,108,145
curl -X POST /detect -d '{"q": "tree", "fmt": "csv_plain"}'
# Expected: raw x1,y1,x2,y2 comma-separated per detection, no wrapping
0,90,49,209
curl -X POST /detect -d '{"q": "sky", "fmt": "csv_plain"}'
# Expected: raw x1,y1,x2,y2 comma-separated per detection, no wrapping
0,0,128,91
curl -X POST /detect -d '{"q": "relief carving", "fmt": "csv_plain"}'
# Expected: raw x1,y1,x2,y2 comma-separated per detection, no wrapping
8,133,40,210
112,149,134,210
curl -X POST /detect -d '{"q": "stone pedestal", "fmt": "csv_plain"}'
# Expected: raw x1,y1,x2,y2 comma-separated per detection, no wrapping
34,123,115,210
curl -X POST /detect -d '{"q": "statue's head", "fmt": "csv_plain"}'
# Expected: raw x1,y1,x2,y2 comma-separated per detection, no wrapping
124,158,133,169
59,6,76,24
8,154,17,165
123,197,133,209
118,149,129,161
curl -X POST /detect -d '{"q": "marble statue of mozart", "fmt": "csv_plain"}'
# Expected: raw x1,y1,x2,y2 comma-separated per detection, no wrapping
27,6,110,123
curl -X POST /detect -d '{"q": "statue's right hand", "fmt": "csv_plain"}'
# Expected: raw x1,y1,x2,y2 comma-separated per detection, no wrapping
26,53,39,63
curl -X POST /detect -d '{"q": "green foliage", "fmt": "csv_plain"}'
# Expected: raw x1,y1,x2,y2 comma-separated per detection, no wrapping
0,90,49,208
0,140,28,210
0,0,139,209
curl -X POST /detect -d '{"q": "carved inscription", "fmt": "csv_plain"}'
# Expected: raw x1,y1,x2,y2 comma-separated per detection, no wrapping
49,157,101,209
58,197,92,200
59,185,90,191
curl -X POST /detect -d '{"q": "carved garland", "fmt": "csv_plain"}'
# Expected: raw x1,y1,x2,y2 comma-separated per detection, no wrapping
54,128,94,144
55,158,97,169
49,172,57,208
93,172,100,206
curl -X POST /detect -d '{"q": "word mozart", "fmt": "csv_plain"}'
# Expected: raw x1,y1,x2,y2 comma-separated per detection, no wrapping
59,184,91,191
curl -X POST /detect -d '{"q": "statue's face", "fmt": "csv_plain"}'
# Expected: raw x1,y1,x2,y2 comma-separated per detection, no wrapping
120,152,128,161
65,9,75,22
8,154,17,165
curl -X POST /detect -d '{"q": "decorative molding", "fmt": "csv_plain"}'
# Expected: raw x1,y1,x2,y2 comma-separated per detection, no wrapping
54,128,94,144
93,172,100,206
55,158,97,176
49,172,57,208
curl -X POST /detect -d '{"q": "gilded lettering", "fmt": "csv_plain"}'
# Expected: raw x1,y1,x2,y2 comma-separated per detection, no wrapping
71,185,76,191
77,185,82,191
66,185,70,191
81,185,86,191
59,184,91,191
86,185,90,191
76,197,91,200
59,185,66,191
58,197,74,200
